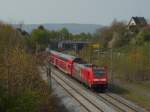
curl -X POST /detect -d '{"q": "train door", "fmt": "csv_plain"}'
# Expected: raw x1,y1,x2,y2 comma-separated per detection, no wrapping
67,63,72,75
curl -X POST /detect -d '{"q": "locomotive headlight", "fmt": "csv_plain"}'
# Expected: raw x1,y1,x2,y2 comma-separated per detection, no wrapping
94,78,107,82
100,78,106,81
93,79,100,81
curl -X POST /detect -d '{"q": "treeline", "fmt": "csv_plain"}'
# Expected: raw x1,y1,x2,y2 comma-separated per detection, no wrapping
0,22,67,112
21,25,92,53
80,20,150,82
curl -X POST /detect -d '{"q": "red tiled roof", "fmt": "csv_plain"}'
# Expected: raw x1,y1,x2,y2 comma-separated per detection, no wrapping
144,24,150,29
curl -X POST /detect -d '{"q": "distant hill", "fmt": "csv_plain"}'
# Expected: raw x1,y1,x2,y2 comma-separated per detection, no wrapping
14,23,103,34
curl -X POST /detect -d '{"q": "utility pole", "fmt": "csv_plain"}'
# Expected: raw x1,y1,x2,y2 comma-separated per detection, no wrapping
110,48,113,84
98,44,101,66
47,46,52,90
47,63,52,90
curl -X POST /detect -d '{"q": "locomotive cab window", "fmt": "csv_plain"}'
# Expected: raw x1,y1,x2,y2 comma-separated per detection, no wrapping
93,69,105,77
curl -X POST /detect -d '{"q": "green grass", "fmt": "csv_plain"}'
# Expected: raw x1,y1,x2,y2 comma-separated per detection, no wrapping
124,91,150,110
137,82,150,91
110,81,150,111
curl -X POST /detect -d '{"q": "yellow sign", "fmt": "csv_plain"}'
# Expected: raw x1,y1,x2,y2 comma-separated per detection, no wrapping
92,44,100,48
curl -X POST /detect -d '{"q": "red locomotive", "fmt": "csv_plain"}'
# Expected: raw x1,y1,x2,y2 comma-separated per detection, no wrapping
50,50,108,91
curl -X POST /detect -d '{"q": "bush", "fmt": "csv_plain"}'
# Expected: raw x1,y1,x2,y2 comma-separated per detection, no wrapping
0,23,67,112
113,46,150,82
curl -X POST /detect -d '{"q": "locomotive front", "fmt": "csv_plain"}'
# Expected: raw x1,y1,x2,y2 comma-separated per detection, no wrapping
91,66,108,90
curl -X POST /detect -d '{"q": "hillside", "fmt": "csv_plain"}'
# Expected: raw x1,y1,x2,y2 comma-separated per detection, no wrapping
13,23,103,34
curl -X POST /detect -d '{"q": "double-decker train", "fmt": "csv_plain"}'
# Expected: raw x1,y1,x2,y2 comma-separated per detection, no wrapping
50,50,108,90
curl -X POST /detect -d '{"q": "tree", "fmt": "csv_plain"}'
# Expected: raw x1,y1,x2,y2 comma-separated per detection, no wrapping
38,25,45,30
0,22,68,112
132,28,150,45
59,28,70,40
95,20,126,48
31,26,50,51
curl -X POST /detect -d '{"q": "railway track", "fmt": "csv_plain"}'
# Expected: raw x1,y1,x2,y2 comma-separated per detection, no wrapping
105,93,148,112
50,67,148,112
97,94,137,112
52,69,116,112
52,74,94,112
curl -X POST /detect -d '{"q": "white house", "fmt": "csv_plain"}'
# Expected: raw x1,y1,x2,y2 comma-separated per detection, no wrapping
128,17,147,29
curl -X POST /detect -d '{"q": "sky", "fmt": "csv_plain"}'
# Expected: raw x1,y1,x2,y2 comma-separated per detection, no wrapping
0,0,149,25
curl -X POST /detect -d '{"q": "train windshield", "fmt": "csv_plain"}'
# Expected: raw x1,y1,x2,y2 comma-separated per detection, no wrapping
93,69,105,77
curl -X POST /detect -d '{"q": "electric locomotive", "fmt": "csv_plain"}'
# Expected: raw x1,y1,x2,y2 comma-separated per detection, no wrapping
72,63,108,90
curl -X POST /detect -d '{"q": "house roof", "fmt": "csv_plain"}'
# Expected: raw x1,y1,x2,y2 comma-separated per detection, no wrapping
144,24,150,29
131,17,147,26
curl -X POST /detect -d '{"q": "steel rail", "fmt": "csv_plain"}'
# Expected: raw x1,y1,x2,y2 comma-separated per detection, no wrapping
52,75,91,112
104,93,148,112
52,71,104,112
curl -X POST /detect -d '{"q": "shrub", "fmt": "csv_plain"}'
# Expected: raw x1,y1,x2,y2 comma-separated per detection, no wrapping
0,23,67,112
